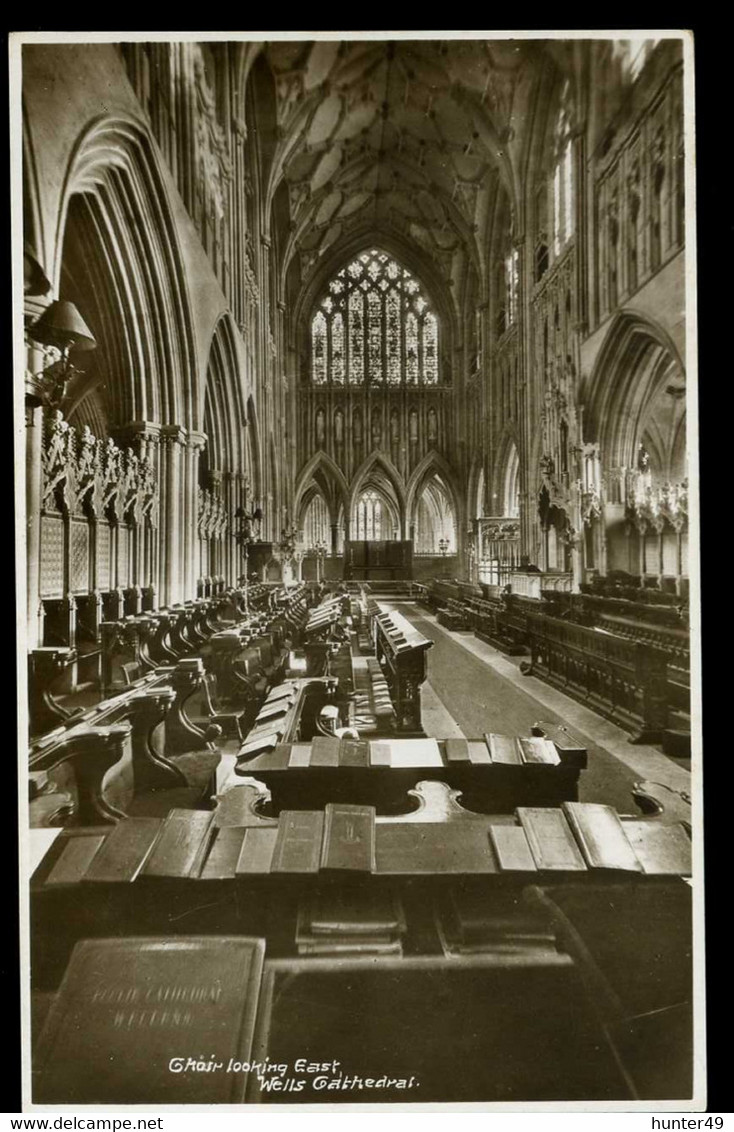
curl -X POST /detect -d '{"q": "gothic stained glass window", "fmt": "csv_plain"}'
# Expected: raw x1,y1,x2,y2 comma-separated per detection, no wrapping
331,312,345,384
355,490,384,540
406,312,419,383
348,290,364,384
422,313,438,382
367,289,382,382
310,249,441,385
386,288,401,384
312,310,327,384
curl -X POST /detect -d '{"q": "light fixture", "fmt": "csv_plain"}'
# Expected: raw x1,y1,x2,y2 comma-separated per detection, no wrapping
28,300,96,408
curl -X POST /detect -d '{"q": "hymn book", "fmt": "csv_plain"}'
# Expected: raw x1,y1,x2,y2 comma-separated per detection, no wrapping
375,822,498,874
489,825,538,872
33,936,266,1105
198,827,246,880
516,809,588,871
621,821,692,875
484,733,522,764
270,811,325,873
562,803,644,872
82,818,163,884
320,803,376,872
45,834,106,886
142,809,216,879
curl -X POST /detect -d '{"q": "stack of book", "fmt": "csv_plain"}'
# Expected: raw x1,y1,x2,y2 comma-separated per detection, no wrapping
435,889,562,963
33,800,693,888
296,887,407,956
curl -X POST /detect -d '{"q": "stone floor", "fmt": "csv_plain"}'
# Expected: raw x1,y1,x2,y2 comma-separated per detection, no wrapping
381,601,693,820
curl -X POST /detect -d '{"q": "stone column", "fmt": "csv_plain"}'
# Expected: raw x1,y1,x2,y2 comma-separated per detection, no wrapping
184,430,208,600
159,426,187,606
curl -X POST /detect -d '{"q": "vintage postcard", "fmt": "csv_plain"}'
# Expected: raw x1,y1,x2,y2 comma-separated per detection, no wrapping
11,29,703,1116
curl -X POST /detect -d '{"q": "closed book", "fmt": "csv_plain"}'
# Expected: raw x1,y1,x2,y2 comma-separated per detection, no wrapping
485,733,522,764
468,740,492,765
445,738,470,763
389,739,443,768
288,743,312,768
562,802,643,872
310,736,341,767
199,827,246,879
33,936,265,1105
516,808,587,871
375,822,498,874
82,818,163,883
270,811,324,873
298,939,403,956
621,821,692,876
339,738,371,767
235,826,279,875
445,890,550,944
247,721,285,741
369,740,392,767
489,825,538,872
262,694,294,712
518,737,561,766
143,809,216,879
265,744,293,770
321,804,376,872
45,834,107,887
239,732,279,758
436,918,564,964
266,683,297,701
255,703,289,724
309,888,406,935
296,900,394,949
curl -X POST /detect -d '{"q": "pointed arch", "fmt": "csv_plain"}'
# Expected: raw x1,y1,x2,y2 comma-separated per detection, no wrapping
491,428,522,516
53,114,198,430
294,450,350,527
583,309,685,469
203,313,247,475
349,450,407,531
406,450,461,530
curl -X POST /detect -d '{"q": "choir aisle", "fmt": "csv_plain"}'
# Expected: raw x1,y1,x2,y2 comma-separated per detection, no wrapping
381,601,692,817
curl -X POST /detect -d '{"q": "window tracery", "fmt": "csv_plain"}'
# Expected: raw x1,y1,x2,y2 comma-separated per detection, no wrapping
310,249,441,385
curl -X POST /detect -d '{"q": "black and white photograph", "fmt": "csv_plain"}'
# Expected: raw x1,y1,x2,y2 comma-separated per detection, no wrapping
12,29,702,1112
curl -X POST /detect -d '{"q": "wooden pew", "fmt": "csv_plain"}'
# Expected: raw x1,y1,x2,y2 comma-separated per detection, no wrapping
236,732,586,813
520,612,669,743
372,609,433,733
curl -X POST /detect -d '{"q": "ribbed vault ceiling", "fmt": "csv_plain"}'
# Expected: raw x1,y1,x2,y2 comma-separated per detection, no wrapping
263,39,539,290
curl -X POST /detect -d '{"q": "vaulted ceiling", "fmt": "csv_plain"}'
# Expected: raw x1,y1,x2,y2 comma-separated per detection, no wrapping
260,39,548,302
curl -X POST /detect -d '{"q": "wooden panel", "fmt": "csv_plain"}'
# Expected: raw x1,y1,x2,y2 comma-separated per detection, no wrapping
96,523,111,591
70,521,89,594
117,525,129,586
40,515,64,598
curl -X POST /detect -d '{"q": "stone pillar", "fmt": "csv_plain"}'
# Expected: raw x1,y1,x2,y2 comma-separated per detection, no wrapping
159,426,186,606
184,431,207,601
